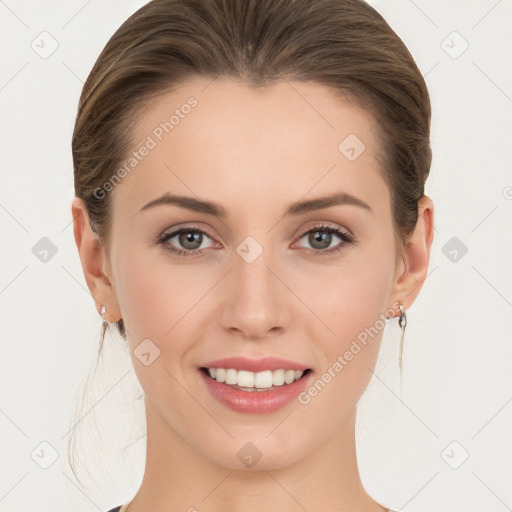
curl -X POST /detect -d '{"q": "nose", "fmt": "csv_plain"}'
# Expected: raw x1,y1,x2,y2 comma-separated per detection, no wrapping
217,246,292,340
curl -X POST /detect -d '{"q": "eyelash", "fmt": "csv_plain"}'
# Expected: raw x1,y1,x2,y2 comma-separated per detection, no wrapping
157,223,355,258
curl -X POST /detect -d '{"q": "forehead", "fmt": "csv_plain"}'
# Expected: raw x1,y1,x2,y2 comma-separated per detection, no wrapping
112,76,388,220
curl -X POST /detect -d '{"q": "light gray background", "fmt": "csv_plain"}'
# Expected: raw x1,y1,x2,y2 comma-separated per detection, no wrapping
1,1,511,511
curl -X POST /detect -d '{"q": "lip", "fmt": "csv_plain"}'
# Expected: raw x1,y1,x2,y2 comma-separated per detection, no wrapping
199,368,313,414
200,356,310,373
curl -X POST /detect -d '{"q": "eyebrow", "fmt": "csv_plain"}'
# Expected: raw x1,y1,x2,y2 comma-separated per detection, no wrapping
138,191,372,217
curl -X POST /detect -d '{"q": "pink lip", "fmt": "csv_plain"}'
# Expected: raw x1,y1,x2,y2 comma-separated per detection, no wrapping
199,368,313,414
200,356,310,373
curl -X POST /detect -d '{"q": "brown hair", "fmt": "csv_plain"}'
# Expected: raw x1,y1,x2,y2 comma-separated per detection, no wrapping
70,0,431,487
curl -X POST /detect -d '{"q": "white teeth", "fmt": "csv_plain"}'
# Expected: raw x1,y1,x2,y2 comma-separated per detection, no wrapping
284,369,295,384
238,370,256,387
225,368,238,385
272,369,285,386
254,370,272,388
206,367,306,389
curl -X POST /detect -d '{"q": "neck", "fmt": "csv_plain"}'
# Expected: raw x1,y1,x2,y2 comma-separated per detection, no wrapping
125,400,386,512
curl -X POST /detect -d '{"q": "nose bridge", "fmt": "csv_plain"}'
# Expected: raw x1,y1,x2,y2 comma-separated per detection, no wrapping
218,236,291,338
235,244,275,300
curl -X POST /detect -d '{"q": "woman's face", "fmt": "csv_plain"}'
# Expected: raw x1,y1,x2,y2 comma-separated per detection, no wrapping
103,77,405,468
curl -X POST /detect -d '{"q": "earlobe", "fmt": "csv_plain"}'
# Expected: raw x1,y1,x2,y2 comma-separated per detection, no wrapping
71,197,122,322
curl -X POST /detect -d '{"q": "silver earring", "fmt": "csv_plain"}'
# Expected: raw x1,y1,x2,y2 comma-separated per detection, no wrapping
398,304,407,371
100,304,107,321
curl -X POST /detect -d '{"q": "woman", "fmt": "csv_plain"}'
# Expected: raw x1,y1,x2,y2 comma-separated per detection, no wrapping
70,0,434,510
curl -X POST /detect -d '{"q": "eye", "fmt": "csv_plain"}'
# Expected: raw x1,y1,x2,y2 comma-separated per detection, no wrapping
294,223,355,256
157,225,218,256
156,222,356,258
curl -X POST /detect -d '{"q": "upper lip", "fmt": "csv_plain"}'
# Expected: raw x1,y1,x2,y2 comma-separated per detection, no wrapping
201,357,310,373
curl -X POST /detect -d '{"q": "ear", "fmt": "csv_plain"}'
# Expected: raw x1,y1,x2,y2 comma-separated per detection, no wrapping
388,195,435,315
71,196,122,322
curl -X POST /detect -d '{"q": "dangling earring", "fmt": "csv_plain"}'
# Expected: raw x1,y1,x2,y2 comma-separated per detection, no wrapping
398,304,407,371
100,304,107,323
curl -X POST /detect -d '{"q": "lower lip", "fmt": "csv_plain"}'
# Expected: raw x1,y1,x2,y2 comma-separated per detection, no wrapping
199,369,313,414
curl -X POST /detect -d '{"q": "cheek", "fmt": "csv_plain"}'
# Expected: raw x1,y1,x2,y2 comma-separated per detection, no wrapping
114,255,204,391
113,249,196,353
300,245,393,374
114,251,220,380
294,268,390,423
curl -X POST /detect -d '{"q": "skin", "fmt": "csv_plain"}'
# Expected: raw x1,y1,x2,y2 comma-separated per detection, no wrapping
72,77,434,512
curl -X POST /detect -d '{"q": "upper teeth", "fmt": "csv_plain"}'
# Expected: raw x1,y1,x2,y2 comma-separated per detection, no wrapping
207,368,304,388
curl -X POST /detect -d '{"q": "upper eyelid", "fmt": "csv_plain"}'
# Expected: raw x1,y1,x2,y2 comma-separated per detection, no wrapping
293,225,352,249
161,223,216,241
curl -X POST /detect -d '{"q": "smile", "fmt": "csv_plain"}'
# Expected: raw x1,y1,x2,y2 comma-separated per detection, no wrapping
202,367,310,391
199,367,313,413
